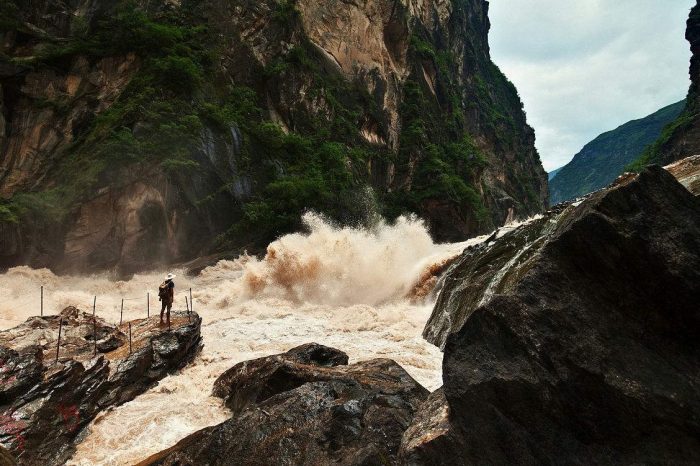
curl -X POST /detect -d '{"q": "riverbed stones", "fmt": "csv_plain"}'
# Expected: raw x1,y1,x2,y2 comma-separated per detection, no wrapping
138,343,428,466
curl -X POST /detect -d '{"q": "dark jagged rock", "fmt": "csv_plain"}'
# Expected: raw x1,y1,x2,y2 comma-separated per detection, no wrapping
420,165,700,464
138,343,428,466
212,343,350,414
0,307,201,466
398,389,465,465
0,446,16,466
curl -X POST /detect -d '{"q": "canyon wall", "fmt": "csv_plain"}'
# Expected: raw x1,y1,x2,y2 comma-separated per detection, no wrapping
0,0,547,274
632,1,700,167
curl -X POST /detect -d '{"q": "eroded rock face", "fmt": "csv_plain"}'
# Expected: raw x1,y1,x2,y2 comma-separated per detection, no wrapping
0,54,139,199
420,165,700,464
398,389,463,465
1,0,547,274
644,1,700,165
0,307,201,466
665,154,700,195
138,343,428,466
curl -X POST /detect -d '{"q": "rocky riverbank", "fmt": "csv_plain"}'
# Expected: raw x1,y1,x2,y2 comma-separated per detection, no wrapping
136,157,699,465
0,307,201,465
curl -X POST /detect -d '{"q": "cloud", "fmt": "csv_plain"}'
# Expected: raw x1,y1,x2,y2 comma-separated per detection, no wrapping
488,0,695,171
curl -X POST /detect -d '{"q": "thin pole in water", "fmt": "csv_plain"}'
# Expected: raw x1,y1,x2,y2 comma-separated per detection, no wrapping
120,299,124,325
40,286,43,317
92,296,96,318
189,288,193,313
147,293,150,318
185,296,189,314
128,323,132,355
93,317,97,356
56,319,62,363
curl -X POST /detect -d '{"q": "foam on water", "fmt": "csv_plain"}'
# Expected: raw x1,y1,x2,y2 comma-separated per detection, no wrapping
0,213,485,465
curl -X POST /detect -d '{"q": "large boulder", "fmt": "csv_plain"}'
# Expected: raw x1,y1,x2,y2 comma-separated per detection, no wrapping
414,165,700,464
0,307,201,466
138,343,428,466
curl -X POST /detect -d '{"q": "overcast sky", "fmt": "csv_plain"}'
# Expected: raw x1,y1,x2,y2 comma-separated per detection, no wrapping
488,0,695,171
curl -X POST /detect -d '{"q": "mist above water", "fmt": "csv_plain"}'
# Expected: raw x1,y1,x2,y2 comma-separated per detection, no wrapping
0,212,486,465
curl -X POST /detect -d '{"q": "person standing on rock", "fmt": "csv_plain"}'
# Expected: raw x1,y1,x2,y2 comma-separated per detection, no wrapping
159,273,175,327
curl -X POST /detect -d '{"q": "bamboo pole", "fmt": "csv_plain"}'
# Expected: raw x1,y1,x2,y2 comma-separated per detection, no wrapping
92,296,96,317
55,319,62,363
40,286,43,317
189,288,193,313
147,293,150,318
120,299,124,325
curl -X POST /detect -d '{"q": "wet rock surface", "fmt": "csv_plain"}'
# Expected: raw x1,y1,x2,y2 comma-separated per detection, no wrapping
138,343,428,466
420,164,700,464
0,307,201,466
398,389,463,465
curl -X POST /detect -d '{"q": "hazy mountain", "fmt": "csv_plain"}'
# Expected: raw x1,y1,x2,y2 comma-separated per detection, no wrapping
550,100,684,204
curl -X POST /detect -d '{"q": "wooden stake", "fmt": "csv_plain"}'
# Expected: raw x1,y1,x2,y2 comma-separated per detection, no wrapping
189,288,193,313
55,319,62,363
120,299,124,325
93,317,97,356
40,286,43,317
92,296,96,317
128,323,132,355
147,293,150,318
185,296,189,314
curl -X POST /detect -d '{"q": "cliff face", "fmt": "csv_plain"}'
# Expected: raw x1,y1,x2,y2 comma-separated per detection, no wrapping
550,100,684,204
632,1,700,167
0,0,547,274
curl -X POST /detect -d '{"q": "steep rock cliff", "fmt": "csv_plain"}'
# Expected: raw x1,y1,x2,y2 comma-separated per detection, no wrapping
0,0,547,274
632,1,700,167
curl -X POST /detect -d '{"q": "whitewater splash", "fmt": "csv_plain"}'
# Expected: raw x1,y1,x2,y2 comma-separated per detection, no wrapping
0,213,495,465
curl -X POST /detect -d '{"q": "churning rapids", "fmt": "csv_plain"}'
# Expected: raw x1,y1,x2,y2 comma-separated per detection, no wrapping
0,213,522,465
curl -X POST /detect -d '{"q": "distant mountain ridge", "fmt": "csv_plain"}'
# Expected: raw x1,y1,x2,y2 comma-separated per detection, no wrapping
548,167,562,181
550,100,685,204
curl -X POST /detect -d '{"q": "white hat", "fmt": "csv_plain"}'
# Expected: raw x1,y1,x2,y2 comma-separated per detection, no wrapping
166,273,176,280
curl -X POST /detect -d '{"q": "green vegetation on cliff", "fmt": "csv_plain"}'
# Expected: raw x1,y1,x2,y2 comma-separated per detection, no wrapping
0,0,546,271
551,100,685,204
4,0,379,244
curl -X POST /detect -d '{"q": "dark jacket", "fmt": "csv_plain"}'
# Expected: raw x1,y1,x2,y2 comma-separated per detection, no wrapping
161,280,175,305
